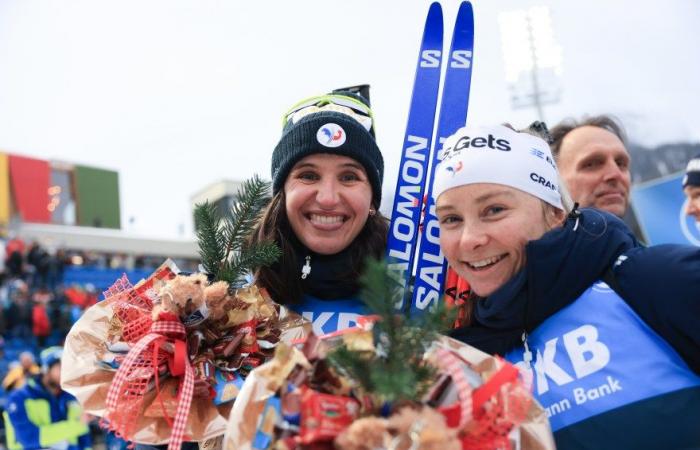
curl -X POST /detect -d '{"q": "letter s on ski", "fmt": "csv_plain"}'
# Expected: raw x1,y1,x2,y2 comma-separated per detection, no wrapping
420,50,441,68
450,50,472,69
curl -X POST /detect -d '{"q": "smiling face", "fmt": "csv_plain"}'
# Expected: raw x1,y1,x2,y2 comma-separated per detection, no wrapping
284,153,373,255
436,183,565,297
557,126,631,217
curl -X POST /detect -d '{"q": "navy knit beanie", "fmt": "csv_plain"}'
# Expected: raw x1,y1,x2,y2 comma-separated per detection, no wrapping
683,153,700,188
270,91,384,207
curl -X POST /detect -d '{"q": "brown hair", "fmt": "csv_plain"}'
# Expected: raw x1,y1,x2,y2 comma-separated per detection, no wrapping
248,190,388,305
549,115,627,160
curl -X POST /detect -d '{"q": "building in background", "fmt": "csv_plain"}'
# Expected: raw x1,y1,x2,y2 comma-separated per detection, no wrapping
0,150,198,261
190,179,244,228
0,152,120,230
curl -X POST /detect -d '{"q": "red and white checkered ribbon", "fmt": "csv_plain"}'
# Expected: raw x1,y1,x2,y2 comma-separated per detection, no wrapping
436,348,473,428
106,320,194,450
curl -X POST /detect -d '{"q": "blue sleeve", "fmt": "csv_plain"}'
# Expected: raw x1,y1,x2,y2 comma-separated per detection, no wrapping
6,391,41,449
78,427,92,450
613,244,700,374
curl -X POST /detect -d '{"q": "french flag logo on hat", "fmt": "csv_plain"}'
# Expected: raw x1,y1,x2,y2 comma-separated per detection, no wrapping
317,123,346,148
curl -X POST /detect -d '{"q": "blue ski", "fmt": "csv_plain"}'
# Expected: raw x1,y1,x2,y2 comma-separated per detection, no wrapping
411,1,475,313
385,2,444,309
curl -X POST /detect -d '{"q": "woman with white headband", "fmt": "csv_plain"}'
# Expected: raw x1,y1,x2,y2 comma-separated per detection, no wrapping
433,124,700,449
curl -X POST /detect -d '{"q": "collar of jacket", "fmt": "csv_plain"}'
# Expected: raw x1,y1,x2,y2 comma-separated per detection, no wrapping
290,237,361,301
451,208,640,355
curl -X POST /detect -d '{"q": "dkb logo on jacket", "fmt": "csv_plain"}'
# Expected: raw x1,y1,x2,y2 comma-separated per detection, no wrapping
506,282,700,432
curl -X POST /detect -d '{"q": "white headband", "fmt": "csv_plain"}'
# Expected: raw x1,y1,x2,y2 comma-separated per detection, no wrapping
432,124,564,210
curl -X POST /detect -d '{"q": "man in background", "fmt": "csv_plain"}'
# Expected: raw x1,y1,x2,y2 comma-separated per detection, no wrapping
550,115,631,217
682,153,700,223
4,347,91,450
1,353,39,393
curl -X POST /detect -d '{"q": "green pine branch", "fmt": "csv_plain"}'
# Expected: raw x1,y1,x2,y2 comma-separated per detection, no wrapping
194,176,279,284
221,176,271,267
327,258,456,406
194,201,225,277
220,242,281,287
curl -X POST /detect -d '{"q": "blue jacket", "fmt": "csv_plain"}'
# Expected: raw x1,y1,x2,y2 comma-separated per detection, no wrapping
5,377,91,450
290,295,367,335
451,209,700,449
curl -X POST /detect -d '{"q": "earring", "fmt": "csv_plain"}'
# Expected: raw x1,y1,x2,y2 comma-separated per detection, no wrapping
369,208,376,217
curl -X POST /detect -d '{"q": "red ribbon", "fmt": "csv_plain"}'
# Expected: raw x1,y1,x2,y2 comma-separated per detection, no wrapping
106,320,194,450
472,361,519,417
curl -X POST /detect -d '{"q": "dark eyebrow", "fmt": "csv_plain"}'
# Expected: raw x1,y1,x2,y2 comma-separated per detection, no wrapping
341,162,366,171
291,162,365,171
290,162,317,171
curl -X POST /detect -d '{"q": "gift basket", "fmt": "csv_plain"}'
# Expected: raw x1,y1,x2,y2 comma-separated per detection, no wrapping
61,177,309,450
223,260,555,450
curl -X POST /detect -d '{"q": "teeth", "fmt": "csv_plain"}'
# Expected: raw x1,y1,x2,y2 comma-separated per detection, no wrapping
468,255,502,269
310,214,344,224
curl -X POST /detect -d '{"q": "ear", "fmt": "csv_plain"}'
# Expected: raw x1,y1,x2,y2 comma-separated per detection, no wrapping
543,203,566,229
549,206,567,227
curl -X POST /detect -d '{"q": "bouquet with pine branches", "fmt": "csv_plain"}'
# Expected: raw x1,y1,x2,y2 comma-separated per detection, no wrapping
223,260,554,450
62,176,311,450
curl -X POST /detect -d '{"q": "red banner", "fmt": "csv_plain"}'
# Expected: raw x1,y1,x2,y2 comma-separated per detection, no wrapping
8,154,50,223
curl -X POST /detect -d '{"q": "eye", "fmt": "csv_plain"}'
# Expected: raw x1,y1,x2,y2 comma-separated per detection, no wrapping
339,171,363,182
297,171,320,181
439,215,461,226
483,205,506,217
581,159,601,170
616,158,629,170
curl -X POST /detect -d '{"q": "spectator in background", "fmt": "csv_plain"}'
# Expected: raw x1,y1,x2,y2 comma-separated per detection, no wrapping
0,234,6,283
6,282,32,340
5,347,92,450
549,115,631,218
683,153,700,223
26,243,50,289
4,236,24,280
46,249,66,291
31,288,52,348
0,295,6,338
2,353,40,392
0,338,8,386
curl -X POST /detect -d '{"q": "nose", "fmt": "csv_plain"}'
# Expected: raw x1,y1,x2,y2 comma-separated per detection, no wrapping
602,159,628,184
315,178,340,208
459,220,489,251
686,200,699,216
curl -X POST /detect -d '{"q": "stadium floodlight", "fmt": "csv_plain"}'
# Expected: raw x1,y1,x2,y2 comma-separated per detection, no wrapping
499,6,562,121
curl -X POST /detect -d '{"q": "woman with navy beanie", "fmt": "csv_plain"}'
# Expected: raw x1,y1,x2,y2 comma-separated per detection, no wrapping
433,123,700,449
248,88,388,335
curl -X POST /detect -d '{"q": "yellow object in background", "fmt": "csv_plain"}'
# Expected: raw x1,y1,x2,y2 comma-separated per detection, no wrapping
0,152,10,225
